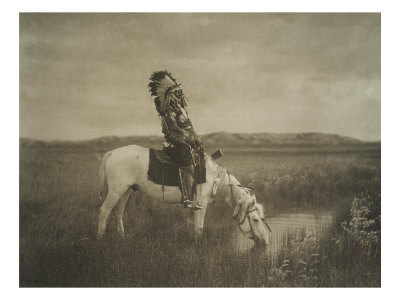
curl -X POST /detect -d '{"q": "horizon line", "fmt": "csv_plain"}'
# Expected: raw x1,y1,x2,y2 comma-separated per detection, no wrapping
19,131,381,144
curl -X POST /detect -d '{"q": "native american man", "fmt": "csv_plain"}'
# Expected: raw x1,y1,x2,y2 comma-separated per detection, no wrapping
148,71,203,210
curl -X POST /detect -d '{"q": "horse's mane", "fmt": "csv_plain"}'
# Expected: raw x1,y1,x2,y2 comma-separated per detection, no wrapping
205,154,265,217
213,166,232,202
204,155,242,206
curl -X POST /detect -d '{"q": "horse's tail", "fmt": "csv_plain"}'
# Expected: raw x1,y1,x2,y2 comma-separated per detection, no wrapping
99,151,112,202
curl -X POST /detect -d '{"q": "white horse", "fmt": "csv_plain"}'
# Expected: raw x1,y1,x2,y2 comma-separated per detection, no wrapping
97,145,270,246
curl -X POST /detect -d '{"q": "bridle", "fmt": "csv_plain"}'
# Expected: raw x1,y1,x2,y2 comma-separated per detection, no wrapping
225,170,272,239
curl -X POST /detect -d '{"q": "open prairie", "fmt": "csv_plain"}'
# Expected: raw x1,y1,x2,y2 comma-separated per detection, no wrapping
19,141,380,287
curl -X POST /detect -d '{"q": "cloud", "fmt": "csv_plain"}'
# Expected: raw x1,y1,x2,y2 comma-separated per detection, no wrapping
20,13,380,141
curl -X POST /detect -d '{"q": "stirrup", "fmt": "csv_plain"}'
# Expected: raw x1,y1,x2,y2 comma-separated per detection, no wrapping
183,199,192,208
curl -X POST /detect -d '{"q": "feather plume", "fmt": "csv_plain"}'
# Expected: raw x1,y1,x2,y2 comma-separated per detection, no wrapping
148,70,182,116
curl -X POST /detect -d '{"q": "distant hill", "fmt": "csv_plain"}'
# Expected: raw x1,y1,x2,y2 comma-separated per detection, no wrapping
20,132,378,152
202,132,364,147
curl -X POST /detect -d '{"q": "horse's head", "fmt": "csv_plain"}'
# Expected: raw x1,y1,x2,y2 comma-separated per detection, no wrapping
232,187,270,247
209,159,271,247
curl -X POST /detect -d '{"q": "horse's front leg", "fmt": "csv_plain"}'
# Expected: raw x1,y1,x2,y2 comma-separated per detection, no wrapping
193,186,209,241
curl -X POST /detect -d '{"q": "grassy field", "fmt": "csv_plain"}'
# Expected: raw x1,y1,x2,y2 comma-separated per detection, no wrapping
19,143,381,287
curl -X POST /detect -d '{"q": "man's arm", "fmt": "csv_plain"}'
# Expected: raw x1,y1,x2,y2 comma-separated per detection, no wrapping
162,112,194,145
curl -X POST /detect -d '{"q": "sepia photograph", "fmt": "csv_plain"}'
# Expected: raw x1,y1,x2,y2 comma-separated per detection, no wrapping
19,12,381,287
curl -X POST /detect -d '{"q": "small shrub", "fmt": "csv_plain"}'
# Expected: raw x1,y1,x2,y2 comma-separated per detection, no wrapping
342,192,381,258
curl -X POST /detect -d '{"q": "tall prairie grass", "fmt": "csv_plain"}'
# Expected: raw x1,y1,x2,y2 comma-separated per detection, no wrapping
19,144,380,287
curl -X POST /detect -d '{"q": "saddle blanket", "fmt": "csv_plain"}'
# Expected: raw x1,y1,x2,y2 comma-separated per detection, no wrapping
147,148,206,187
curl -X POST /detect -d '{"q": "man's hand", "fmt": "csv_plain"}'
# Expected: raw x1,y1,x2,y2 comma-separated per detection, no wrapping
194,138,204,152
187,135,197,147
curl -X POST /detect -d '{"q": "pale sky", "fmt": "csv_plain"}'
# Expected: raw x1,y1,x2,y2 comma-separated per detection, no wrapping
20,13,380,141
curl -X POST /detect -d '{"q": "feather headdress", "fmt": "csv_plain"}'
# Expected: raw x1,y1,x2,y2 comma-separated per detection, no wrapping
148,70,184,116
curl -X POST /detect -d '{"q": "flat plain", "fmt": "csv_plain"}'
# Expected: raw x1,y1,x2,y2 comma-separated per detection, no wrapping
19,138,381,287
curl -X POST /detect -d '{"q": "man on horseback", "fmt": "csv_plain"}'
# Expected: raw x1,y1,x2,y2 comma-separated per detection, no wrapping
148,71,203,210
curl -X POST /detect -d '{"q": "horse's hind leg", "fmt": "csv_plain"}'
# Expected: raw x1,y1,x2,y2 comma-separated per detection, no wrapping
113,190,133,237
97,188,127,239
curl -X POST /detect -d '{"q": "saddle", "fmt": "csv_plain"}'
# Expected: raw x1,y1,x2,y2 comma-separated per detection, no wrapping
147,148,206,187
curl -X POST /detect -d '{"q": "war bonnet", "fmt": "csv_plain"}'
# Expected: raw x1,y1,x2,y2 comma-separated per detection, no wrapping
148,70,186,116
